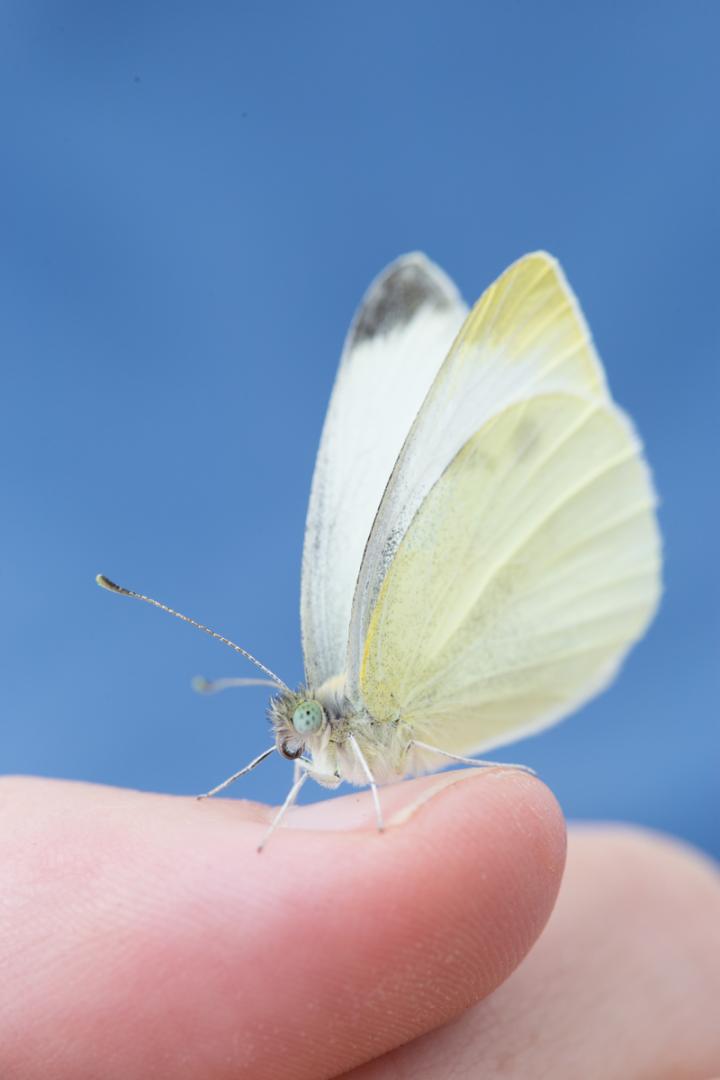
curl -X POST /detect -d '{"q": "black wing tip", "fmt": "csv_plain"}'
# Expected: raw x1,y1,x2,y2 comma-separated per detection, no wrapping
350,252,460,346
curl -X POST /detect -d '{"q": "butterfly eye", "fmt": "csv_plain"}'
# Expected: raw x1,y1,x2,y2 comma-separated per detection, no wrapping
292,700,324,735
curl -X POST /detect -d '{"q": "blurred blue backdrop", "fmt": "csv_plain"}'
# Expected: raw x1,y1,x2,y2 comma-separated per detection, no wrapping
1,2,718,856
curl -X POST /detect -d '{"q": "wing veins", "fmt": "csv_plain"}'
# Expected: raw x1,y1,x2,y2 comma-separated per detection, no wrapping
382,398,606,687
394,442,640,705
409,615,648,706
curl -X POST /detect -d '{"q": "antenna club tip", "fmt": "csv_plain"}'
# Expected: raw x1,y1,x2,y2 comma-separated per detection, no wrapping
96,574,122,593
191,675,211,693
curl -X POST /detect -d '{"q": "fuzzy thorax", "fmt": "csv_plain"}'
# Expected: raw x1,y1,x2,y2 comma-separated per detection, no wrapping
268,678,409,787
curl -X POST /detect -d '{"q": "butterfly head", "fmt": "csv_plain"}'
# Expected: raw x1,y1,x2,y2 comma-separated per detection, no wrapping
269,689,328,760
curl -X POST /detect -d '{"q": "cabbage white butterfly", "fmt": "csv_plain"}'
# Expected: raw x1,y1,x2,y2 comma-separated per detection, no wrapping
98,252,661,848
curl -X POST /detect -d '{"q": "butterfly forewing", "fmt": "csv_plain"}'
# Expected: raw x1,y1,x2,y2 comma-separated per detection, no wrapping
300,253,467,689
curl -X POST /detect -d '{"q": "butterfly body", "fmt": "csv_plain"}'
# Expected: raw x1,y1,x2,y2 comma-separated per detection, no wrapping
269,680,418,787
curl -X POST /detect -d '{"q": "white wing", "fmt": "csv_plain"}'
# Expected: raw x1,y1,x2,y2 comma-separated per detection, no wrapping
301,253,467,689
346,251,612,699
357,392,661,757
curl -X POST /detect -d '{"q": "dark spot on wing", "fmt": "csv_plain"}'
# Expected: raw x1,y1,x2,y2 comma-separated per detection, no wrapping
513,416,542,463
350,255,456,346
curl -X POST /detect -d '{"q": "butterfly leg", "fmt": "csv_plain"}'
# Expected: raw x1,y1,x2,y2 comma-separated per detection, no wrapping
257,761,342,851
196,745,276,799
408,739,536,776
257,769,310,852
349,734,385,833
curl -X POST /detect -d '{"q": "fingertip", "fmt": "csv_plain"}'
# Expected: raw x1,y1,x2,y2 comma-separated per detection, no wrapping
250,767,566,1072
371,767,567,971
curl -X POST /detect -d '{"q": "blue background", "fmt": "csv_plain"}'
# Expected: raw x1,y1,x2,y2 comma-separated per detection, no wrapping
2,3,718,855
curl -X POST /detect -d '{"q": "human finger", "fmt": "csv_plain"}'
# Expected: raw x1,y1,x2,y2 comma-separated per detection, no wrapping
0,768,564,1079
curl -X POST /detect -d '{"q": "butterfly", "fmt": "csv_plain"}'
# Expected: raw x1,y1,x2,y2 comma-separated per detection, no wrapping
98,251,662,848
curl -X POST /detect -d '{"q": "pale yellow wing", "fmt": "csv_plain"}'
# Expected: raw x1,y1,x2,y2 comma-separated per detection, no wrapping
346,252,611,694
359,393,661,755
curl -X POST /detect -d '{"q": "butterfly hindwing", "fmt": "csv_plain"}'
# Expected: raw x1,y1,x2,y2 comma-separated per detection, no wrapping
358,392,660,754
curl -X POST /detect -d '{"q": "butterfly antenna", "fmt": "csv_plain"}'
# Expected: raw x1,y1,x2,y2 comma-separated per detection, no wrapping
96,574,290,691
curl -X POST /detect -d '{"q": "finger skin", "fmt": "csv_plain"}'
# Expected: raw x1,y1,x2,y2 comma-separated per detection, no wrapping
0,770,565,1080
347,827,720,1080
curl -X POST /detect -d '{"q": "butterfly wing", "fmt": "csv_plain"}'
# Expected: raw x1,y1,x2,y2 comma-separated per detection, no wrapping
357,392,660,755
301,253,467,689
347,253,661,753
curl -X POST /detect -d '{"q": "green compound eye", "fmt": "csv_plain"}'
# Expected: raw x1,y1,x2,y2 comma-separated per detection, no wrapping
292,700,324,735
